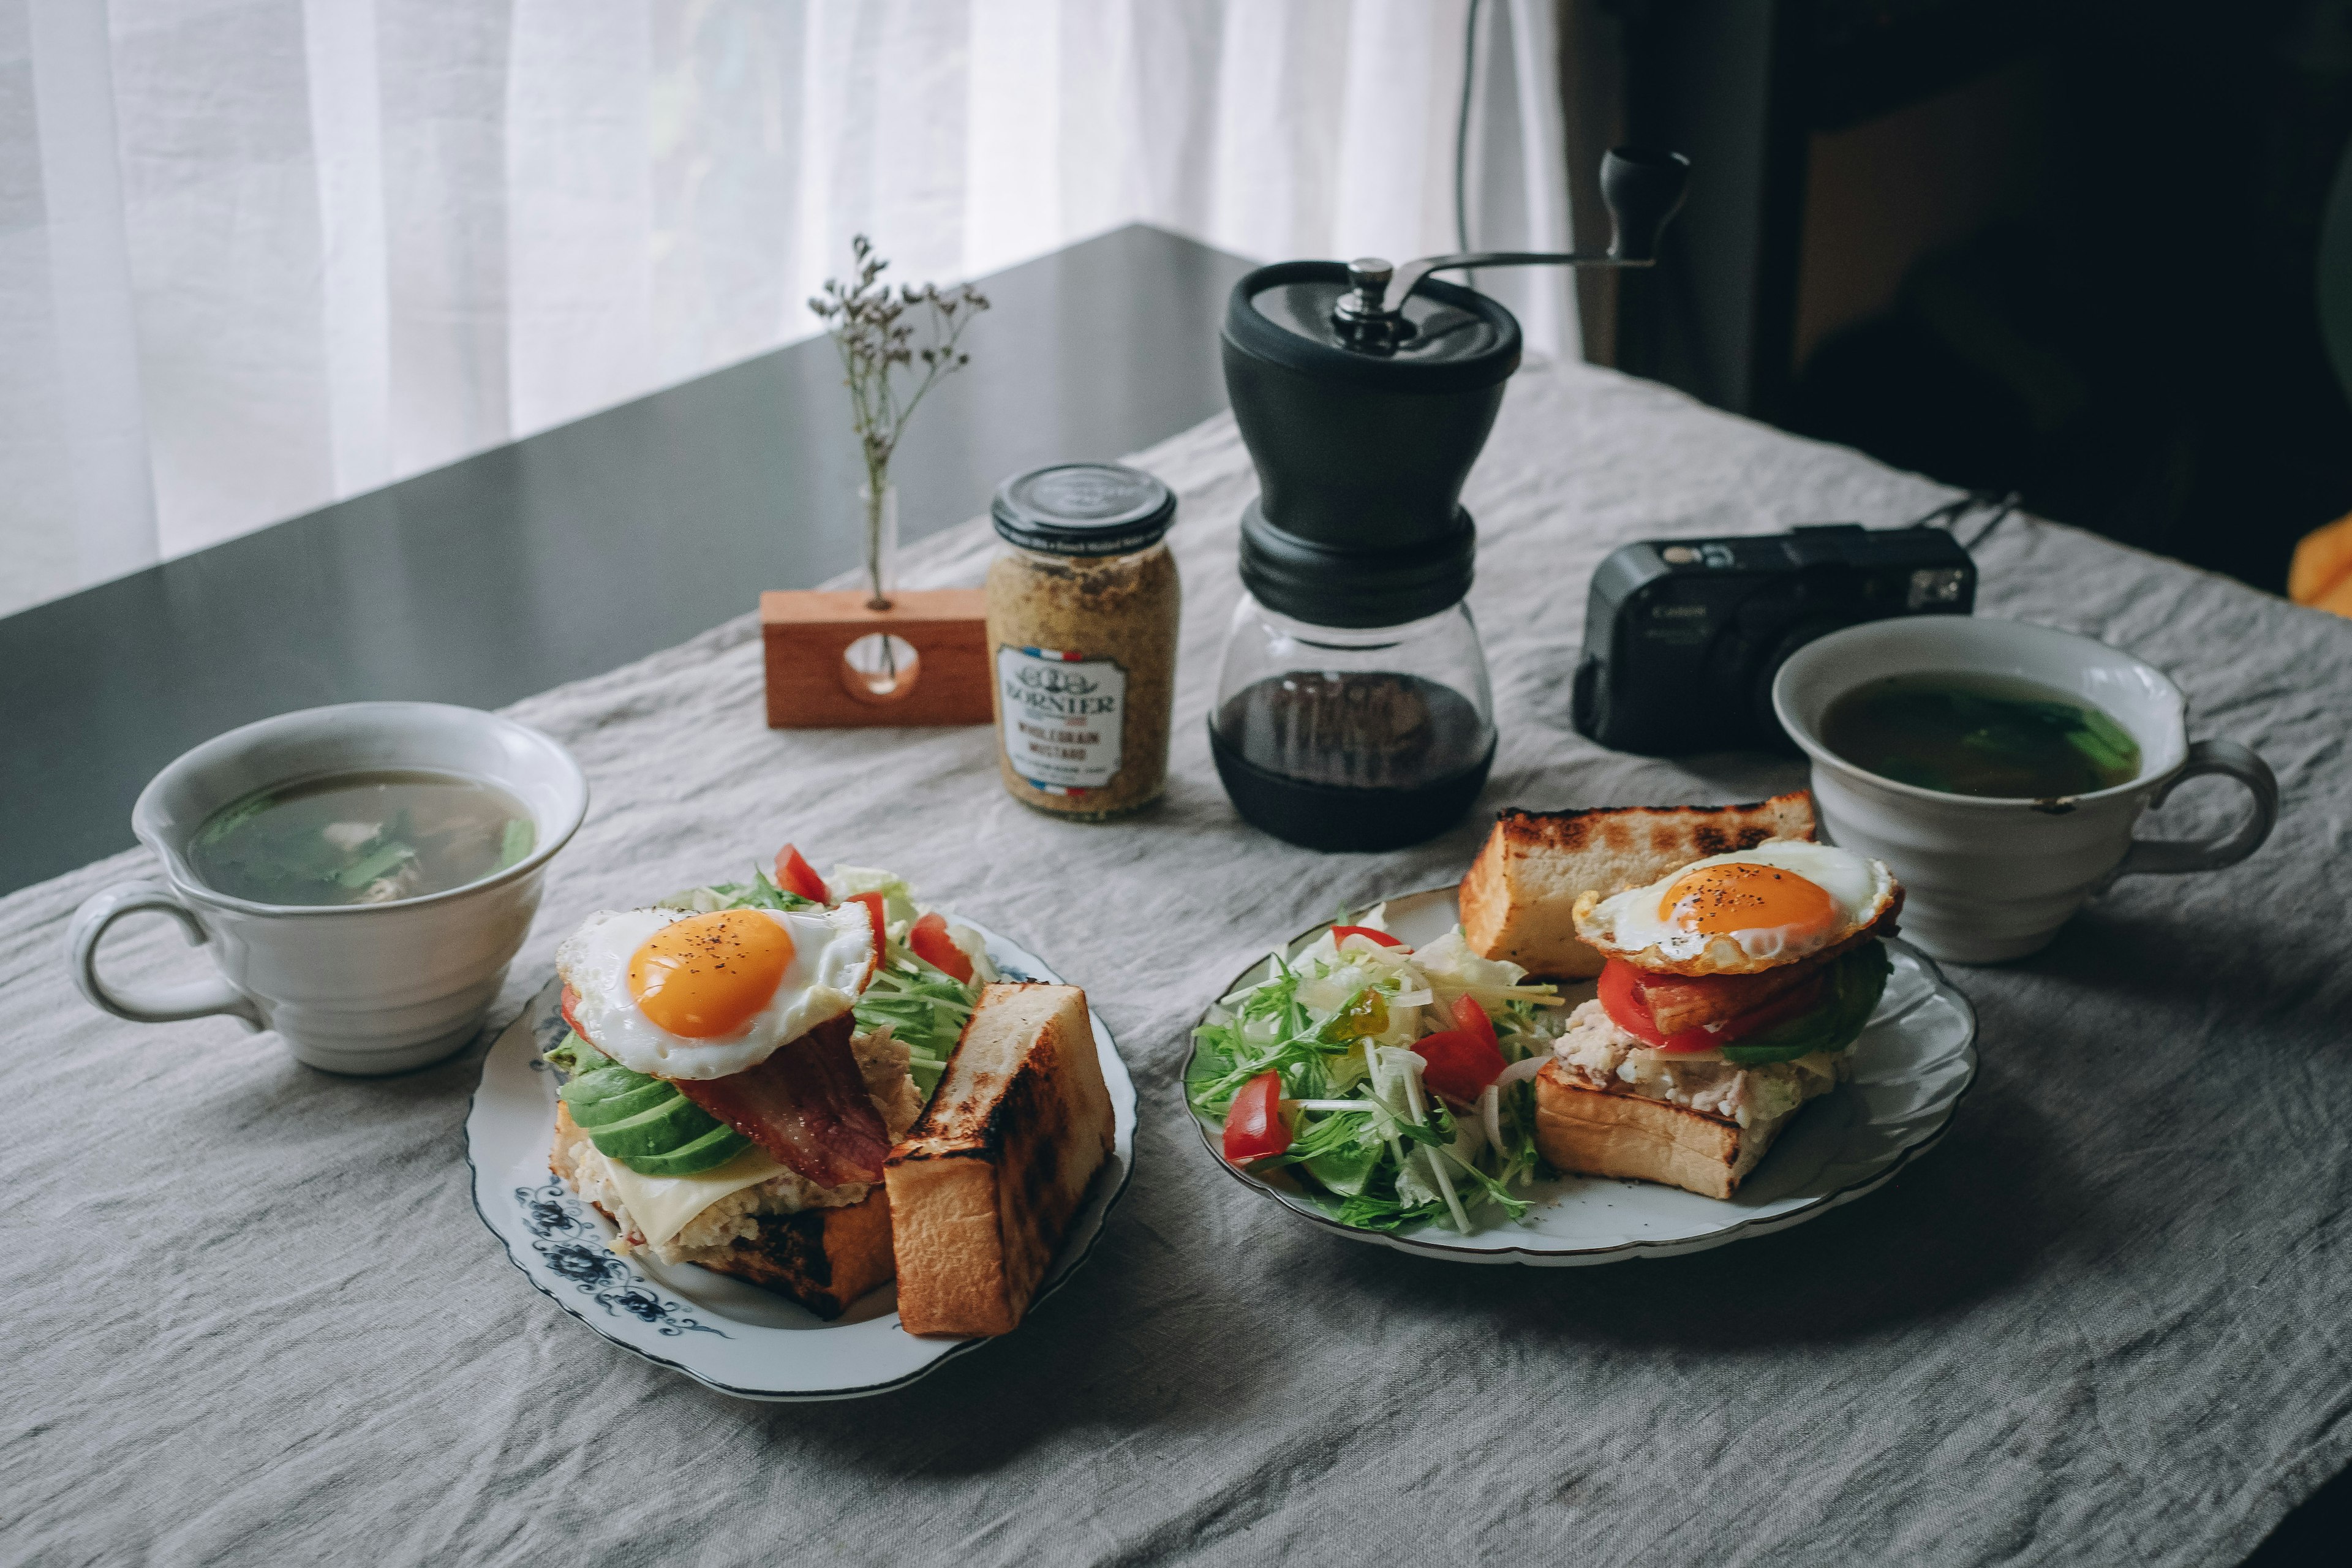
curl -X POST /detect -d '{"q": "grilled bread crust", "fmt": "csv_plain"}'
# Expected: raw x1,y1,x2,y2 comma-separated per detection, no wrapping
885,983,1114,1338
1459,793,1817,979
1533,1060,1793,1200
690,1193,895,1320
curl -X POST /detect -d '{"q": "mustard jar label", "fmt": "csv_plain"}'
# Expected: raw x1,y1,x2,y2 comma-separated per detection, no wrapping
996,646,1126,795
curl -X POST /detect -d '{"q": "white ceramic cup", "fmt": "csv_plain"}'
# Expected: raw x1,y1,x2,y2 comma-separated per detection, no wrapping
68,702,588,1074
1773,618,2277,965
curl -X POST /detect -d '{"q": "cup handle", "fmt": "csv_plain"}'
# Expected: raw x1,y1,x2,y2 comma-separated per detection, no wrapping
2112,738,2280,880
68,881,263,1028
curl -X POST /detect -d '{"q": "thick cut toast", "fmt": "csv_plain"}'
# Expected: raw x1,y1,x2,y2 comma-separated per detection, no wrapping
1459,793,1817,979
1533,1060,1796,1200
885,983,1114,1338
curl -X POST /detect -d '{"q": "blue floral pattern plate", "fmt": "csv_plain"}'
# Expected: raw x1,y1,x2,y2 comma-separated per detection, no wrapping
467,918,1134,1400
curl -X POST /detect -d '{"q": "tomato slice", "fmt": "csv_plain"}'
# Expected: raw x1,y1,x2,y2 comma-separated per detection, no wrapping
1450,993,1498,1050
1330,924,1404,949
1600,957,1828,1054
1599,959,1712,1052
775,844,829,904
1414,1027,1507,1104
846,891,888,970
908,911,973,982
1222,1071,1291,1163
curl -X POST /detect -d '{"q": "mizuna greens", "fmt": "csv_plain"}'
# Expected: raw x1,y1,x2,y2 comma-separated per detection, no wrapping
1188,915,1564,1235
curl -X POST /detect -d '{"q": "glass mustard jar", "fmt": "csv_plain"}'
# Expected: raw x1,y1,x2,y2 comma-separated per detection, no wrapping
984,463,1181,820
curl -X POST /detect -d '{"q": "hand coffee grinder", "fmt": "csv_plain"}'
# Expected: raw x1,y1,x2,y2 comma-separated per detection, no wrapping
1210,147,1692,851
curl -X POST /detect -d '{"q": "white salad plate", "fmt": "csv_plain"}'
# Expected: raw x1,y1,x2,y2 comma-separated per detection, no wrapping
467,918,1135,1400
1185,886,1977,1265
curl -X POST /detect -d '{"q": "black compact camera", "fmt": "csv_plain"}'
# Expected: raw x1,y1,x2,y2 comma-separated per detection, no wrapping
1570,524,1976,755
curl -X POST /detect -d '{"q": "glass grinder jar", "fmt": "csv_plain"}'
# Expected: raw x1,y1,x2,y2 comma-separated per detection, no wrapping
1207,149,1691,850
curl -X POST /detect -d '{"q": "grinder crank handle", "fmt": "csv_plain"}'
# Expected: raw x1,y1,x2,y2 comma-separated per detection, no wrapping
1373,148,1692,311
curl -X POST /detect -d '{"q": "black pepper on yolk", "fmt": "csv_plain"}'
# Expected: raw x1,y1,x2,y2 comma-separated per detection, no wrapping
1657,861,1839,946
627,910,796,1038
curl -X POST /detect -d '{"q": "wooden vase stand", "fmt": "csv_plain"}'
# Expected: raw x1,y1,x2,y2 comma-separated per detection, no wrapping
760,589,992,728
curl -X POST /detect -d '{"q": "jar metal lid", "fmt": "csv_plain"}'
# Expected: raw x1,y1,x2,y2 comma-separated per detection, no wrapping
991,462,1176,557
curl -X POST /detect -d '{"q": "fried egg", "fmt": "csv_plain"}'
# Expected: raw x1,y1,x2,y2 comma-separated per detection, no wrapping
1572,839,1897,975
556,903,873,1080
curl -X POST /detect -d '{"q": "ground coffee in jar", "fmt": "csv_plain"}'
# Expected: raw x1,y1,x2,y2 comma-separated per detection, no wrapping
984,463,1180,820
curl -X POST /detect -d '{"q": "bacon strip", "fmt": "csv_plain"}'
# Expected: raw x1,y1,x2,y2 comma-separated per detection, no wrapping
560,989,890,1188
669,1011,892,1188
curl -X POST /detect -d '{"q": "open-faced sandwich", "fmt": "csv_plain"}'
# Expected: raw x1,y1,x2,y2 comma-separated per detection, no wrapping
545,845,1114,1332
1461,797,1903,1199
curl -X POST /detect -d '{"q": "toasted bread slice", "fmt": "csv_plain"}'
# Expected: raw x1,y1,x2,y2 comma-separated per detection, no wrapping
1534,1060,1799,1200
1459,793,1817,979
549,1105,895,1319
885,984,1114,1338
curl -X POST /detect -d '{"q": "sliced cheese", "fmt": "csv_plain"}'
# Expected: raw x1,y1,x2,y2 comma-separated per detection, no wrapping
598,1144,785,1251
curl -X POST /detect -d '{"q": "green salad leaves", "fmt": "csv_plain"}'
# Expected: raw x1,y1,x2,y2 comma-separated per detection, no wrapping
1188,922,1561,1235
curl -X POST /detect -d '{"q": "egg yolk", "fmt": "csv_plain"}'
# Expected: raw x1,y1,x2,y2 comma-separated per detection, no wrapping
627,910,794,1039
1658,862,1839,945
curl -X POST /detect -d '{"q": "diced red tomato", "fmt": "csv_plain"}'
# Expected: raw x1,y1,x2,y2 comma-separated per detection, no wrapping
1450,993,1498,1050
1599,957,1827,1054
775,844,829,904
846,891,888,957
1330,924,1404,949
1413,1027,1507,1104
908,911,973,982
1222,1071,1291,1163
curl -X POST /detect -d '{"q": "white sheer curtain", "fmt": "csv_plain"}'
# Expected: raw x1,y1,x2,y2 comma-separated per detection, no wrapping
0,0,1576,616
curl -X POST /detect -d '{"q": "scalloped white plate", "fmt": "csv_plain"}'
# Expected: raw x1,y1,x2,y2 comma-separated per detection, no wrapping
1185,886,1975,1265
467,918,1134,1400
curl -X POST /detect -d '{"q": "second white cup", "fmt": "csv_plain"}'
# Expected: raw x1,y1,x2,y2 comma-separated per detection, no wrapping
1773,618,2277,964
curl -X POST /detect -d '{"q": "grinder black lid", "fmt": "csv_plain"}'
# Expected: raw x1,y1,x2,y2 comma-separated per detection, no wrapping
1224,261,1521,390
1223,261,1519,627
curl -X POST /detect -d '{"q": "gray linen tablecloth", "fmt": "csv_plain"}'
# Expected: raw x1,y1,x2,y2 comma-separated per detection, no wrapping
8,359,2350,1566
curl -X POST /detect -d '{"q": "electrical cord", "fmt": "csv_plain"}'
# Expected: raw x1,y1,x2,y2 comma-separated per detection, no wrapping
1454,0,1485,255
1904,489,2020,551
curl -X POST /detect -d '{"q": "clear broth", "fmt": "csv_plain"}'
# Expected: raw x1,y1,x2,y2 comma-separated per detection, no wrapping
189,769,535,907
1820,672,2142,799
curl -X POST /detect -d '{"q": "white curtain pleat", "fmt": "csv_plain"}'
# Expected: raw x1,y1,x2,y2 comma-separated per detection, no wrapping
0,0,1579,616
15,0,154,600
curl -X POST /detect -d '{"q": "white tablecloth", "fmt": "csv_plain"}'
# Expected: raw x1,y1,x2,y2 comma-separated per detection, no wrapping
10,360,2350,1566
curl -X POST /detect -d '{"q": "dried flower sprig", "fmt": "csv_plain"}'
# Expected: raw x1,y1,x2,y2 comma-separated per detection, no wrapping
809,236,990,608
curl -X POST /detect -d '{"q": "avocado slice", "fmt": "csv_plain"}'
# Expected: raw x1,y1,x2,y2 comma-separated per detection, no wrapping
565,1076,678,1128
617,1124,754,1177
559,1061,655,1102
586,1092,723,1158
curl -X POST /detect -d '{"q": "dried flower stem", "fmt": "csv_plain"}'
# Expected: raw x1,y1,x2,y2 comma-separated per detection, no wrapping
810,236,990,610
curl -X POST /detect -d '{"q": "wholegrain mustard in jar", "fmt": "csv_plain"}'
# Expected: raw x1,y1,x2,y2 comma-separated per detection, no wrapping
985,463,1180,820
